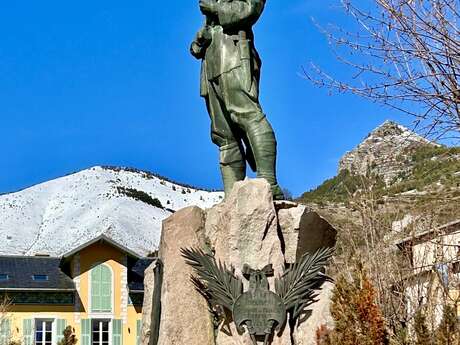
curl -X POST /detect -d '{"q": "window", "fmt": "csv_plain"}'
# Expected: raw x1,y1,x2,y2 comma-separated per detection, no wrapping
35,320,53,345
0,274,8,281
453,261,460,274
92,320,109,345
455,247,460,274
32,275,49,281
91,264,112,312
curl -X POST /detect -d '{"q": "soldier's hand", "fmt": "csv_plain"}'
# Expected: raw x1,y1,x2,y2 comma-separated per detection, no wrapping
199,0,217,15
190,41,204,59
197,25,212,43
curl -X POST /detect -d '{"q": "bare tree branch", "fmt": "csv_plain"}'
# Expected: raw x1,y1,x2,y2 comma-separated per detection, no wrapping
306,0,460,139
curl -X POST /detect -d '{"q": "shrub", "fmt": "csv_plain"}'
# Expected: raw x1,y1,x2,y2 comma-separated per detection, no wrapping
414,310,432,345
316,325,332,345
57,326,77,345
435,305,459,345
317,270,389,345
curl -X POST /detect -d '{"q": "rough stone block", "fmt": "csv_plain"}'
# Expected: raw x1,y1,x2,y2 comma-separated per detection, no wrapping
157,206,215,345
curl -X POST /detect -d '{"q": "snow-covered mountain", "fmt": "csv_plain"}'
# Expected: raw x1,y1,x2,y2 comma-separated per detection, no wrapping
0,166,223,257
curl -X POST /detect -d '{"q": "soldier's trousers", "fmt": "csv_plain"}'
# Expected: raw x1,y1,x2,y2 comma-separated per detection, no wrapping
204,67,282,198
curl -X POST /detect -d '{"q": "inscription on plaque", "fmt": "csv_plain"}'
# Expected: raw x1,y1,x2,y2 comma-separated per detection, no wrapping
233,289,286,335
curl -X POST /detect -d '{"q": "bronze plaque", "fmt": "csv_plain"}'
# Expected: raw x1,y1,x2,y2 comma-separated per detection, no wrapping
182,246,334,345
233,289,286,336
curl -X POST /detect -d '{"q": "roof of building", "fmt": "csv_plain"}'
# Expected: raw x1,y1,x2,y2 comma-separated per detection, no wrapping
396,219,460,248
0,256,75,291
0,236,157,293
62,234,142,259
128,281,146,292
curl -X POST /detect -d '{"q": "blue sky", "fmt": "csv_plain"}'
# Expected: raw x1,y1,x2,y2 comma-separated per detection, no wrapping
0,0,407,196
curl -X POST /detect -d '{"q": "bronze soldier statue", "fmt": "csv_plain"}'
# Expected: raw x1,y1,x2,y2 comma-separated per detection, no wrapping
191,0,284,200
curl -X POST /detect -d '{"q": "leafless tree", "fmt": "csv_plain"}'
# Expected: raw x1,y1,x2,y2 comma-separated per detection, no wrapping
0,296,11,345
325,177,460,343
306,0,460,140
0,296,9,323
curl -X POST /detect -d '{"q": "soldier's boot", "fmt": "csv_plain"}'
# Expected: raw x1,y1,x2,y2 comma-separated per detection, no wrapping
219,142,246,197
245,115,284,200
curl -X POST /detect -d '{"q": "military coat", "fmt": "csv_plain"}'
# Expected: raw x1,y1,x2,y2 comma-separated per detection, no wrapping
191,0,266,96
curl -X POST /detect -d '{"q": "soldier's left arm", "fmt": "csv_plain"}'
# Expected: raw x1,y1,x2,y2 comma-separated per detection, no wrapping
214,0,266,29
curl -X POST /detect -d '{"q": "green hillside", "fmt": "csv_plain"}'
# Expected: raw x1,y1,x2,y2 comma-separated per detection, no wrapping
298,146,460,205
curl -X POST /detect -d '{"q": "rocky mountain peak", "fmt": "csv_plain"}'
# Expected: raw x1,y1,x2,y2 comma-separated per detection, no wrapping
370,120,415,138
339,121,438,185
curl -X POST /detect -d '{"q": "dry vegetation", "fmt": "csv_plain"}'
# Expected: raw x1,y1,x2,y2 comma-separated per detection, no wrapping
0,296,12,345
0,296,9,322
310,179,460,344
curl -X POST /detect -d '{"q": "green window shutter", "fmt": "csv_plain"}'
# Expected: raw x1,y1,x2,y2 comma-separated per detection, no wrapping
91,266,101,312
22,319,33,345
136,320,141,345
112,319,123,345
56,319,67,344
101,265,112,312
0,318,11,345
91,264,112,312
81,319,91,345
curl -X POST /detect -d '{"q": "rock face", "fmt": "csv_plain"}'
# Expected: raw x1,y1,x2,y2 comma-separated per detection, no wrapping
205,179,285,282
141,261,157,345
156,207,215,345
292,282,335,345
339,121,438,184
275,202,337,345
205,179,290,345
151,179,337,345
276,201,337,263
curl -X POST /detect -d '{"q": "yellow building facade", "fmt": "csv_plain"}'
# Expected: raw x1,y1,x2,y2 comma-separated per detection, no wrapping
396,220,460,326
0,236,152,345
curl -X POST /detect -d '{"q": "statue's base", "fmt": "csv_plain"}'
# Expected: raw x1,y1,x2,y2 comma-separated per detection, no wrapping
143,179,337,345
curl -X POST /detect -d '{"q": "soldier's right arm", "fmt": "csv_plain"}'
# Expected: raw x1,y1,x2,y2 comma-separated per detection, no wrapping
190,26,212,60
190,41,205,60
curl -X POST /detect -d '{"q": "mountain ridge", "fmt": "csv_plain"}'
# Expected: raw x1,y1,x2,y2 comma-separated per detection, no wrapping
0,165,222,197
0,166,223,257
